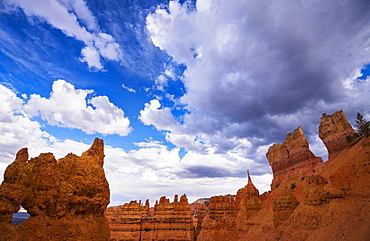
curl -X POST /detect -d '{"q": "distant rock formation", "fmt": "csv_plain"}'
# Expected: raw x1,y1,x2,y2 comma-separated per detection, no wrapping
319,110,356,159
106,194,194,241
196,170,263,241
266,126,323,189
0,138,110,241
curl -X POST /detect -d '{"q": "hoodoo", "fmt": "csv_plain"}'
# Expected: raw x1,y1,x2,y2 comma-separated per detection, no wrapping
266,126,323,189
319,110,356,159
0,138,110,241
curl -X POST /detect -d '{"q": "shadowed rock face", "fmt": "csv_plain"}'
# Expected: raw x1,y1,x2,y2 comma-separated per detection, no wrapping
266,126,323,189
319,110,356,160
0,138,110,241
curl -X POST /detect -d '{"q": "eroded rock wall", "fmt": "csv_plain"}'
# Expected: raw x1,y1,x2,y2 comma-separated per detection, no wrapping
0,138,110,241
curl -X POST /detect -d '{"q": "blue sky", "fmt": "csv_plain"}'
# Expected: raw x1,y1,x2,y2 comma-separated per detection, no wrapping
0,0,369,206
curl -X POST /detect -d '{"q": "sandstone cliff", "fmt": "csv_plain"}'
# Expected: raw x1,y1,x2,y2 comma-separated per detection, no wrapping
0,138,110,241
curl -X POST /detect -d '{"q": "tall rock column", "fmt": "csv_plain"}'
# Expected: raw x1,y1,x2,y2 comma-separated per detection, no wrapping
266,126,322,189
0,138,110,241
319,110,356,160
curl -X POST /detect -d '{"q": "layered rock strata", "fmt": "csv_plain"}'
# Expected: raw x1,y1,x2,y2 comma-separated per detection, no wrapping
106,194,195,241
106,200,149,240
197,171,262,241
266,126,323,189
319,110,356,159
0,138,110,241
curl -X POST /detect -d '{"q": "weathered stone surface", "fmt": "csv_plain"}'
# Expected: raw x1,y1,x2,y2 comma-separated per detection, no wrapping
266,126,323,189
272,187,299,227
319,110,356,160
106,200,149,241
106,194,195,241
197,171,263,241
197,195,238,241
0,138,110,241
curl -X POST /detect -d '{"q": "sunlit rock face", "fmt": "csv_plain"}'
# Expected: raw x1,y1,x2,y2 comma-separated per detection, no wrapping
266,126,323,189
319,110,356,160
0,138,110,241
106,194,195,241
104,110,370,241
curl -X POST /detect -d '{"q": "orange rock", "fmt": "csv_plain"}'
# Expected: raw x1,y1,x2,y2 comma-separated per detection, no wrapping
0,138,110,241
319,110,356,160
105,110,370,241
266,126,323,189
106,194,195,241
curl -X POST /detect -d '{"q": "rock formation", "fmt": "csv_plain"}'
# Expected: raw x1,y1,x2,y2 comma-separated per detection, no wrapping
266,126,323,189
196,170,263,241
106,200,150,241
0,138,110,241
106,194,195,241
106,110,369,241
319,110,356,159
196,195,238,241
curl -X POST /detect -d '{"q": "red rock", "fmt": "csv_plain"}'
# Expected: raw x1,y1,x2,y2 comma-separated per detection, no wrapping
0,138,110,241
266,126,323,189
319,110,356,160
106,194,195,241
105,110,370,241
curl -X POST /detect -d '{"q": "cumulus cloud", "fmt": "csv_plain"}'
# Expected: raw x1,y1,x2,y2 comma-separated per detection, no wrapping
4,0,123,70
0,83,92,182
0,83,272,205
24,79,132,136
104,139,272,205
146,0,370,154
139,99,178,131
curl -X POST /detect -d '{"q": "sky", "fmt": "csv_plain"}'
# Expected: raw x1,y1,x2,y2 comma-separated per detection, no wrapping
0,0,369,206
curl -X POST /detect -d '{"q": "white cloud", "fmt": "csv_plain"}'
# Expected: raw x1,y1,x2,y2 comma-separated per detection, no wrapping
146,0,370,155
24,79,132,136
0,83,271,207
58,0,99,31
80,46,103,70
121,84,136,93
4,0,123,70
139,99,178,131
104,139,272,205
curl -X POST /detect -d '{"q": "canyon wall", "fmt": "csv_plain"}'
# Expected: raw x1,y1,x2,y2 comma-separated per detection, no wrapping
0,138,110,241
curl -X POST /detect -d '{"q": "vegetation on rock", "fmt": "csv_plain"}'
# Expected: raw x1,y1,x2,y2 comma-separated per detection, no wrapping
346,112,370,143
